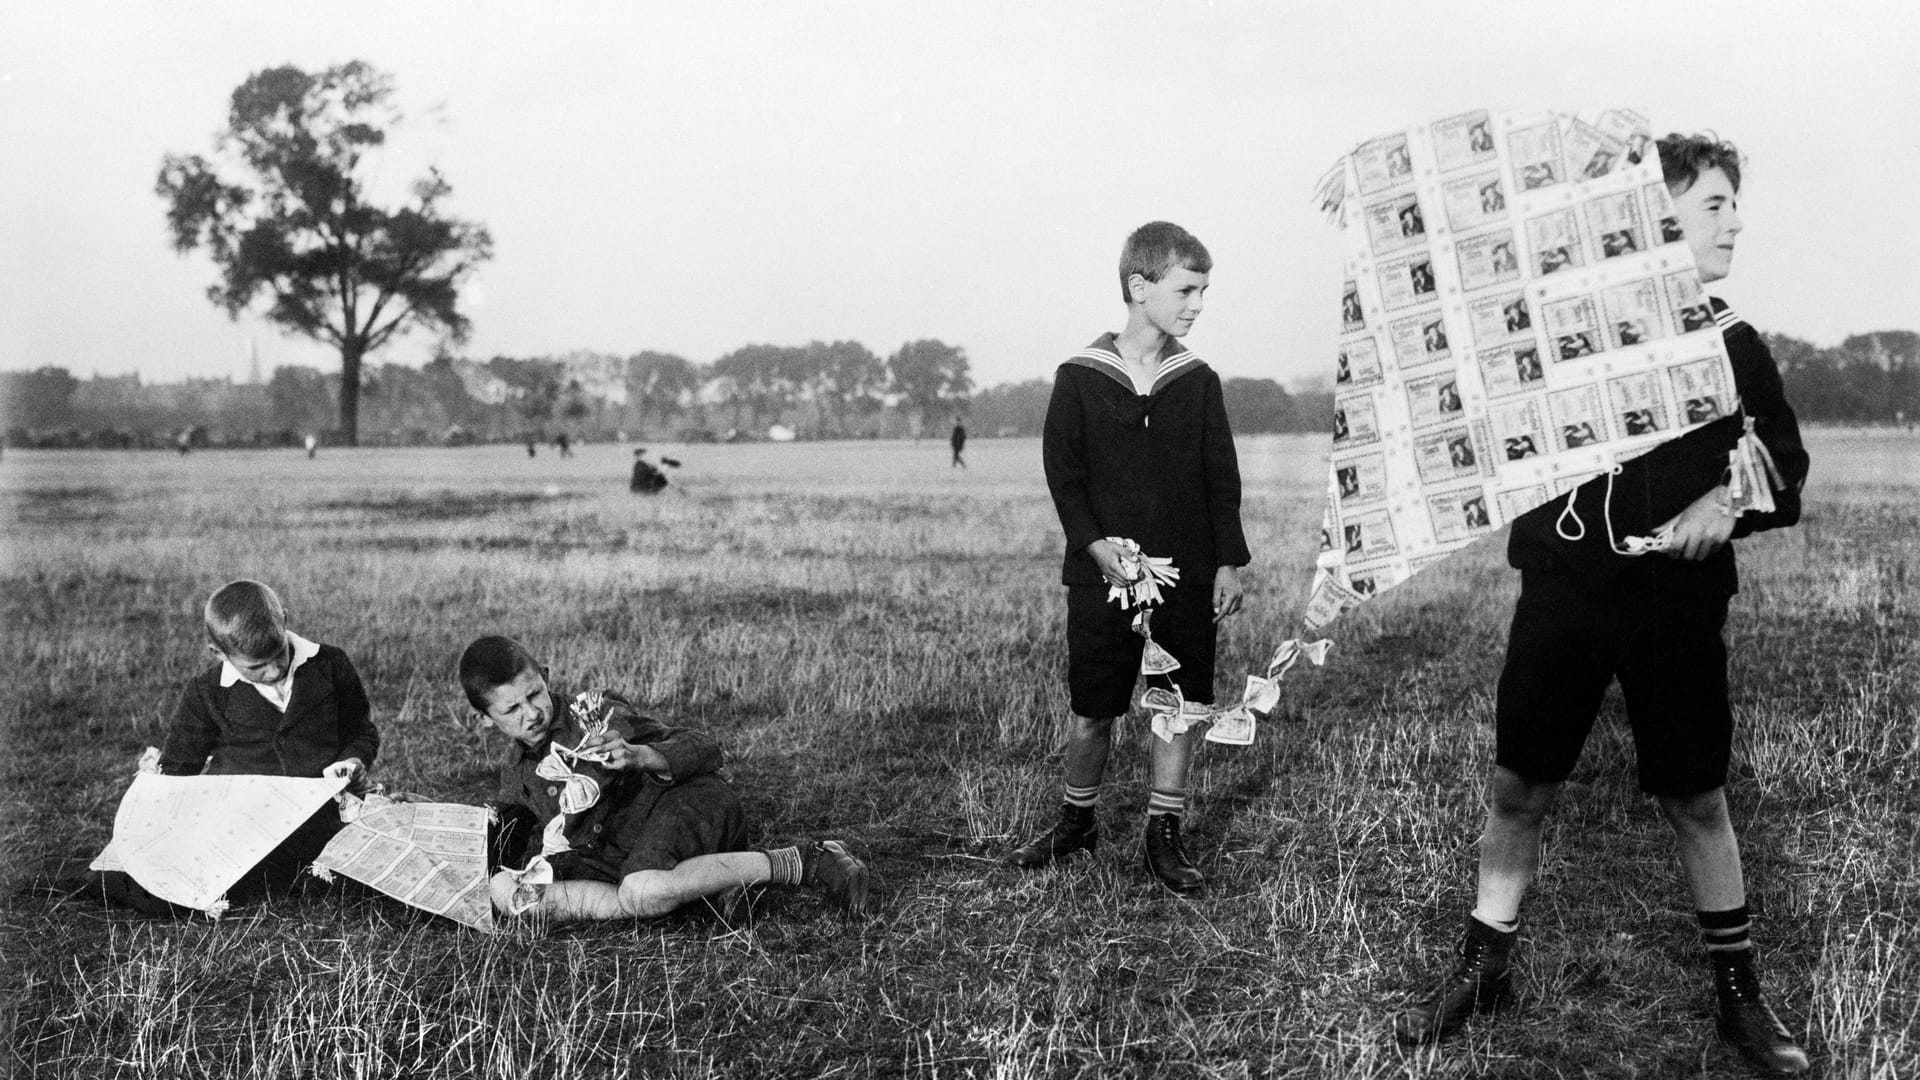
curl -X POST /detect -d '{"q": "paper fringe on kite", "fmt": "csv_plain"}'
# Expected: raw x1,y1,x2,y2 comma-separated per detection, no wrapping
1106,537,1330,746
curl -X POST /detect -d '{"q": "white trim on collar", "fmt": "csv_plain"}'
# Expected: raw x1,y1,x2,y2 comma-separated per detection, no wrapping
218,630,320,688
1070,340,1204,395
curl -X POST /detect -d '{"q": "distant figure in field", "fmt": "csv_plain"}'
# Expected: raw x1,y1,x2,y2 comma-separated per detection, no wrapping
630,449,669,494
98,580,378,914
555,432,574,458
526,438,537,459
950,420,967,468
304,433,318,460
176,430,192,456
1010,220,1249,896
1391,133,1812,1078
459,635,871,922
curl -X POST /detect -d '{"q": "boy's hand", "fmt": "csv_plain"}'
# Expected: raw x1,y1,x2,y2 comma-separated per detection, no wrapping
323,757,367,792
1213,566,1244,622
1086,539,1134,586
1663,484,1736,561
575,732,670,776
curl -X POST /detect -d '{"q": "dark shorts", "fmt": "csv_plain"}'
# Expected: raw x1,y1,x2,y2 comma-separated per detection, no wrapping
243,801,345,893
1495,571,1732,797
1066,581,1217,719
556,775,750,884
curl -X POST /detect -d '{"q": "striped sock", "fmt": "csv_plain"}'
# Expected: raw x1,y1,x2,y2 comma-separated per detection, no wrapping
1699,904,1759,1002
1146,787,1187,817
1063,783,1099,809
761,846,803,886
1470,908,1520,934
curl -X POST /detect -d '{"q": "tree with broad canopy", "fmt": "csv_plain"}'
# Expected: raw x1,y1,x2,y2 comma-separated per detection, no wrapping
157,61,492,446
887,339,973,429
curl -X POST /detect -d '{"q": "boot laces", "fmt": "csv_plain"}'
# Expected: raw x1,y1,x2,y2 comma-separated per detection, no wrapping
1717,959,1764,1004
1150,814,1189,857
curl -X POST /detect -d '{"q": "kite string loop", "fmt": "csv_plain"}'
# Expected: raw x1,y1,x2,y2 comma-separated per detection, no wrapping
1555,487,1587,542
1555,464,1659,557
1600,464,1635,555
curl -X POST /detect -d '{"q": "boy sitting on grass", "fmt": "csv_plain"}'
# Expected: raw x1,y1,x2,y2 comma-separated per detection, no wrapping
460,635,871,921
101,579,379,911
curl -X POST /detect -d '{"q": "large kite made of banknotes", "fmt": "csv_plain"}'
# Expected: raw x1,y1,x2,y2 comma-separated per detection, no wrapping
1303,106,1756,628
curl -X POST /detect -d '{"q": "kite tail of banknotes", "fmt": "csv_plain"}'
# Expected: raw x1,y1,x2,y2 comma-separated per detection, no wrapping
1596,419,1788,557
506,856,555,915
1103,537,1179,609
1139,638,1333,746
1106,538,1334,746
1728,420,1783,516
497,814,577,913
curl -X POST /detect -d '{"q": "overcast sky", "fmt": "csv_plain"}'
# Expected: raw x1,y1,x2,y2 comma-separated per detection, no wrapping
3,1,1915,391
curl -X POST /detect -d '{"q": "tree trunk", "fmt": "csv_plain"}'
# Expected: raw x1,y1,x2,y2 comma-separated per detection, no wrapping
339,341,364,447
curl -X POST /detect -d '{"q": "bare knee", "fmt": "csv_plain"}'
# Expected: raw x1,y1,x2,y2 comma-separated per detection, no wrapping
617,871,679,919
1487,768,1559,825
1069,714,1116,739
1658,787,1730,835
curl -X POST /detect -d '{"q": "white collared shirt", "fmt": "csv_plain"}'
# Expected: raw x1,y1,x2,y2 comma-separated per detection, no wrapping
219,631,321,713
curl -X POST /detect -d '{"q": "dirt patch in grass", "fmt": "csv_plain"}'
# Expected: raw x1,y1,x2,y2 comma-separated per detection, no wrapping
317,490,573,522
8,486,120,523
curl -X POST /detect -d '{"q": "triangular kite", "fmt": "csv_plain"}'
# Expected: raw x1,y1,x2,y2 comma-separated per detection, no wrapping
90,771,348,915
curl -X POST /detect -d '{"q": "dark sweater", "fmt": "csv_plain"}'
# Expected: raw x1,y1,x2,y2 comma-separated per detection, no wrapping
489,687,727,877
1043,334,1252,587
1507,300,1809,595
160,643,379,777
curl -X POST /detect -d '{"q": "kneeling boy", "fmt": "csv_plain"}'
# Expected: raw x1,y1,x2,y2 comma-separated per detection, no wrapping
459,636,871,921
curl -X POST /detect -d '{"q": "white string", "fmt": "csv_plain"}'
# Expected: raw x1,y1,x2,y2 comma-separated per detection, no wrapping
1554,487,1587,542
1555,464,1669,556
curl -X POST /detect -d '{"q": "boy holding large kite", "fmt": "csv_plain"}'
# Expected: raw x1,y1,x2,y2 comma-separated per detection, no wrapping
1393,135,1811,1076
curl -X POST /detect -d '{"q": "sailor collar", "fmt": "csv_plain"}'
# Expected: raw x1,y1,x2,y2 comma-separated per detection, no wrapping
1064,333,1204,397
1709,296,1746,333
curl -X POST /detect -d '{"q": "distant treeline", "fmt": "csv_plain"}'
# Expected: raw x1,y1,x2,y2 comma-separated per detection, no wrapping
0,341,1333,449
1764,331,1919,425
4,329,1910,449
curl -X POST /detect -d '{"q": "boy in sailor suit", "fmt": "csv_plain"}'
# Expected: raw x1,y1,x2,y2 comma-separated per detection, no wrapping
1007,221,1251,895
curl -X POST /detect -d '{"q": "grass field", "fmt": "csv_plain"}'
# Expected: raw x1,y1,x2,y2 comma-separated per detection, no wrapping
1,431,1914,1079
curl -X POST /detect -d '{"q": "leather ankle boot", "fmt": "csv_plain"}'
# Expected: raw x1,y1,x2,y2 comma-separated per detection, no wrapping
1715,960,1809,1075
1142,812,1205,894
1006,802,1098,868
1394,917,1516,1045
